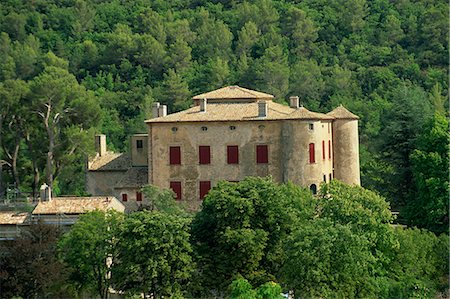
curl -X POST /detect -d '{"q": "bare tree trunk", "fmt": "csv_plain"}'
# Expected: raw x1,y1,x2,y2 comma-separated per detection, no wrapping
12,138,20,190
42,102,54,188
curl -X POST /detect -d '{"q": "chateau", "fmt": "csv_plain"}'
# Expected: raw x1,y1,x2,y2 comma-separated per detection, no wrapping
87,86,360,209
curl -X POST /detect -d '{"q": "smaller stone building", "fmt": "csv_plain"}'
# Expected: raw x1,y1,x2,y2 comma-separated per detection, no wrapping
0,212,30,240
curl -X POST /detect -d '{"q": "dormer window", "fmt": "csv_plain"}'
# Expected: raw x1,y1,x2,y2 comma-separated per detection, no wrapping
136,140,143,149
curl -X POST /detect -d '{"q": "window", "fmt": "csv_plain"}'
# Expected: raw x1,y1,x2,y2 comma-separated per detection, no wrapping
199,181,211,200
199,146,211,164
201,126,208,131
329,173,332,181
136,139,143,149
227,146,239,164
136,192,142,201
121,194,128,202
309,143,315,163
328,140,331,159
256,145,268,164
170,181,182,200
322,140,325,160
171,127,178,132
323,175,327,182
229,126,236,130
169,146,181,165
309,123,314,130
328,123,331,134
310,184,317,195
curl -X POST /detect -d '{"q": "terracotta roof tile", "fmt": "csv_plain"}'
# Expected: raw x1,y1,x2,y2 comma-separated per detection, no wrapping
327,105,359,119
32,197,124,215
146,102,333,123
88,152,131,171
0,212,29,225
192,85,274,100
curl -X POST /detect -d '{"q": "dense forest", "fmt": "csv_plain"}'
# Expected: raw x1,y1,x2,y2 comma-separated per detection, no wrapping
0,0,448,233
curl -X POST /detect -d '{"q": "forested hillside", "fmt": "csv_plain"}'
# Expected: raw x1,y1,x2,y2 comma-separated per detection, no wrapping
0,0,448,232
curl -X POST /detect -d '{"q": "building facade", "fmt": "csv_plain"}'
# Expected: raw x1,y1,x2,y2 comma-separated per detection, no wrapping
145,86,360,205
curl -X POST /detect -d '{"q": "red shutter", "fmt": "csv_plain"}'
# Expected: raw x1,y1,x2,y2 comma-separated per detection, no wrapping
309,143,315,163
227,146,239,164
256,145,268,164
328,140,331,159
322,140,325,160
199,146,211,164
136,192,142,201
169,146,181,165
170,181,182,200
121,193,128,202
199,181,211,200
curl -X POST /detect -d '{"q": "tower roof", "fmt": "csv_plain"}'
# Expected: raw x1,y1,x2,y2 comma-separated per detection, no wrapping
327,105,359,120
287,106,334,120
192,85,274,100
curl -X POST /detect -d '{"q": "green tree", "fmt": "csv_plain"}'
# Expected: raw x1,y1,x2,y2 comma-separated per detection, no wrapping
58,210,123,299
111,211,193,298
156,68,191,112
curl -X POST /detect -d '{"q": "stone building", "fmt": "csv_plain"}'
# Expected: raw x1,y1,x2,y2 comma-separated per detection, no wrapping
87,85,360,208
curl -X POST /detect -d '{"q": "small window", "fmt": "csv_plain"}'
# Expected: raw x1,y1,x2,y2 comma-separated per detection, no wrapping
323,175,326,182
328,140,332,159
322,141,325,160
170,181,182,200
172,127,178,132
201,126,208,131
229,126,236,130
136,192,142,201
170,146,181,165
136,139,143,149
227,145,239,164
199,181,211,200
310,184,317,195
121,194,128,202
309,123,314,130
309,143,315,163
329,173,332,181
256,145,268,164
328,123,331,134
199,146,211,164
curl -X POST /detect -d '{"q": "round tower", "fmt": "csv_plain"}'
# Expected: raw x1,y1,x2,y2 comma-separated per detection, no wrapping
327,105,360,185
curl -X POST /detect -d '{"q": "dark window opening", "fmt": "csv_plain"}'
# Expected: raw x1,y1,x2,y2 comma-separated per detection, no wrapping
309,143,315,163
136,139,143,149
256,145,268,164
136,192,142,201
328,140,332,159
122,194,128,202
329,173,332,181
309,123,314,130
229,126,236,130
170,146,181,165
322,141,325,160
170,181,182,200
199,181,211,200
310,184,317,195
172,127,178,132
323,175,327,182
227,145,239,164
201,126,208,131
199,146,211,164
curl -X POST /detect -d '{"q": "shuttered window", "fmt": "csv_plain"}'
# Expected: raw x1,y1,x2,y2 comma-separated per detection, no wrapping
121,194,128,202
199,146,211,164
199,181,211,200
227,146,239,164
322,141,326,160
169,146,181,165
256,145,268,164
170,181,182,200
328,140,331,159
309,143,315,163
136,192,142,201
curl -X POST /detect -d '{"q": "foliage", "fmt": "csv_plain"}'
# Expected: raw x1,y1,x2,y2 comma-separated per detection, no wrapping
0,223,71,299
229,277,283,299
58,210,123,299
191,177,315,294
111,211,194,298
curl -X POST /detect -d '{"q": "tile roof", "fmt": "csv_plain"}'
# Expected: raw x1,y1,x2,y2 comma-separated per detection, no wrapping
146,102,333,123
88,152,131,171
327,105,359,119
192,85,274,100
0,212,29,225
115,167,148,188
32,197,122,215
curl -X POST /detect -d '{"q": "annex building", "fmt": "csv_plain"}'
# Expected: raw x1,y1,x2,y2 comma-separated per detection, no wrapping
87,86,360,209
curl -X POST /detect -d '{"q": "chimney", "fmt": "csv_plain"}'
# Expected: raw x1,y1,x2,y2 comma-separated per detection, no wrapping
200,98,207,112
95,134,107,156
258,101,267,118
289,96,299,109
39,183,51,201
152,102,160,118
158,105,167,117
